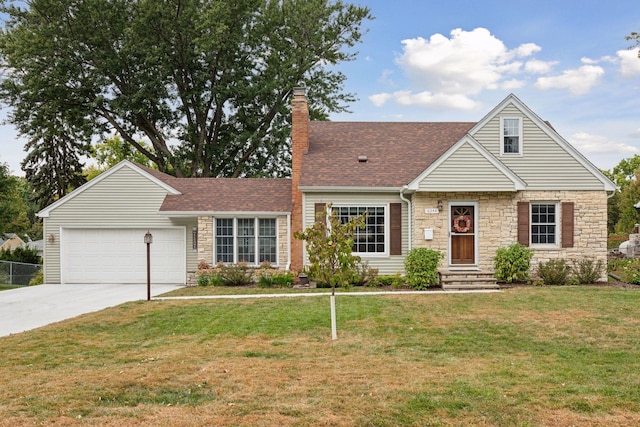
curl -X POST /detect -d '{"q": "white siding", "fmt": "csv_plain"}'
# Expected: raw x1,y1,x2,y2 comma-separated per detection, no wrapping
418,142,518,192
473,104,604,190
43,166,191,284
303,192,408,275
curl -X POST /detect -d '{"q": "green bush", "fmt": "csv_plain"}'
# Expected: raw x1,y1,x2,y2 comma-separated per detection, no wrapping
608,258,640,284
572,258,604,284
377,274,405,289
538,259,572,286
493,243,533,283
404,248,443,290
257,270,294,288
0,246,41,264
349,262,379,287
197,273,211,286
28,269,43,286
219,262,254,286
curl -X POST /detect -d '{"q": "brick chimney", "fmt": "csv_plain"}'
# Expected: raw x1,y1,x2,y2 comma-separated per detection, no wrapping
290,87,308,272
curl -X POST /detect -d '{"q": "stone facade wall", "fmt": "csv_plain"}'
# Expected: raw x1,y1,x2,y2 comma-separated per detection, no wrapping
277,215,290,269
197,216,213,265
413,190,608,279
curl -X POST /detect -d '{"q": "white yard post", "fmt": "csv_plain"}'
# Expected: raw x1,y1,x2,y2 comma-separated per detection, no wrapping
330,294,337,340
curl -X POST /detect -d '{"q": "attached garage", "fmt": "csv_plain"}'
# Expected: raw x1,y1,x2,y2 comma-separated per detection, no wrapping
61,228,186,284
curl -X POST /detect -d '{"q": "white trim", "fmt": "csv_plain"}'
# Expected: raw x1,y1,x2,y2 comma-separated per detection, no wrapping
331,203,390,258
213,217,279,266
447,201,479,267
299,186,402,192
468,93,616,192
407,135,527,191
37,160,181,218
159,211,290,217
530,201,560,249
500,116,523,157
286,213,291,270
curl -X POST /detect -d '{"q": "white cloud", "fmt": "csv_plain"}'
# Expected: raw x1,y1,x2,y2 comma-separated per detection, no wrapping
525,59,557,74
570,132,638,155
514,43,541,57
393,91,479,110
371,27,541,110
535,65,604,95
617,48,640,78
369,93,393,107
501,79,526,90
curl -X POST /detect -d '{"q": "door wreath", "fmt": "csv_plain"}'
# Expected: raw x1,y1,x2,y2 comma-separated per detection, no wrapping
452,215,471,233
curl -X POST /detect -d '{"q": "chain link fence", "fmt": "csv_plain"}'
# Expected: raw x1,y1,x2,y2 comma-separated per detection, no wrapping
0,260,42,286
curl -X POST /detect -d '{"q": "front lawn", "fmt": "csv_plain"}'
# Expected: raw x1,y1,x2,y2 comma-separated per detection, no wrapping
1,286,640,426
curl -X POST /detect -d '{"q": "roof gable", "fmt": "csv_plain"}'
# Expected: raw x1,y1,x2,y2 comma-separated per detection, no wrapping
407,136,526,192
37,160,181,218
469,94,616,191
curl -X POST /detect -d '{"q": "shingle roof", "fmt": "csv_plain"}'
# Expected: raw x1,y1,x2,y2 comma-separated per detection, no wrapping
131,164,292,213
159,178,292,213
300,121,475,188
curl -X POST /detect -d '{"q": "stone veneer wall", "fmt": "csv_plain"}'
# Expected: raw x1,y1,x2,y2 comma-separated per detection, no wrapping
197,216,214,265
412,190,608,280
277,215,290,269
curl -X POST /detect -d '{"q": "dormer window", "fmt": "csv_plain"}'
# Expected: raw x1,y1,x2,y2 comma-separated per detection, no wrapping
500,117,522,156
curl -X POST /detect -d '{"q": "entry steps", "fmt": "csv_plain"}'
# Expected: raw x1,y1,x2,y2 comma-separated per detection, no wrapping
439,270,499,290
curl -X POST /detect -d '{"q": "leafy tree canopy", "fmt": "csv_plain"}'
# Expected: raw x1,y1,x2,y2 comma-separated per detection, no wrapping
0,0,372,205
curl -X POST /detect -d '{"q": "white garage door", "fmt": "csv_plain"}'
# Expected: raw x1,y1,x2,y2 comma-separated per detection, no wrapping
61,228,186,284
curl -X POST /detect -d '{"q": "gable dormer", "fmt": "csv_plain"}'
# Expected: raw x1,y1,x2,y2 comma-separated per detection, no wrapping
468,94,615,191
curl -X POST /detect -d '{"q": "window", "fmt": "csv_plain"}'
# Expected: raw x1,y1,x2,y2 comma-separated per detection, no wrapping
215,218,277,264
334,206,386,254
501,117,522,155
259,219,277,263
531,203,557,245
216,218,234,263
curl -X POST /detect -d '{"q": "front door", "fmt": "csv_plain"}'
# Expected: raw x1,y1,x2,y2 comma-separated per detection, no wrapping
450,205,475,265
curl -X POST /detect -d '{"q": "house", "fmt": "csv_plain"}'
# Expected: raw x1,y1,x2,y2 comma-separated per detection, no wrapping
0,233,26,252
37,90,615,285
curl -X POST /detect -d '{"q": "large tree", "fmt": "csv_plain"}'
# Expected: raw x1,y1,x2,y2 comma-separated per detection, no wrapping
0,0,371,201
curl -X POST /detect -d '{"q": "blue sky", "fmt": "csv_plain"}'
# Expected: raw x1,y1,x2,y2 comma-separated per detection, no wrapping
1,0,639,175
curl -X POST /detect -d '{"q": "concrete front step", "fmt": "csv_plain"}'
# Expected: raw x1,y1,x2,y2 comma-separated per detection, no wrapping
439,270,499,290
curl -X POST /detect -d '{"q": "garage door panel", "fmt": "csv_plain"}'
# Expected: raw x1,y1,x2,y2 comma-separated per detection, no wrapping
62,228,185,284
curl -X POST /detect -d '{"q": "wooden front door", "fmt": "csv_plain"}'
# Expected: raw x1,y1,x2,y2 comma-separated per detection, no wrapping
450,205,475,265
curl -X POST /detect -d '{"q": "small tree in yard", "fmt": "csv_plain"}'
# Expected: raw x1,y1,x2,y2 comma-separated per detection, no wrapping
295,204,365,293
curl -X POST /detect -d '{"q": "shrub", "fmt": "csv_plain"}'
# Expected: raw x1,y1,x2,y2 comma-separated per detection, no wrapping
28,269,43,286
219,262,254,286
572,258,604,284
0,246,41,264
349,262,379,287
609,258,640,284
404,248,443,290
538,259,572,286
377,274,405,289
493,243,533,283
197,273,210,286
256,270,294,288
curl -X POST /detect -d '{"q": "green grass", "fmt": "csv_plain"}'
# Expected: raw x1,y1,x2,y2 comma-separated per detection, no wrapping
1,286,640,426
0,284,23,291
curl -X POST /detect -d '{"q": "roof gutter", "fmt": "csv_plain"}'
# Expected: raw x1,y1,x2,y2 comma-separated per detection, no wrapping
399,186,412,252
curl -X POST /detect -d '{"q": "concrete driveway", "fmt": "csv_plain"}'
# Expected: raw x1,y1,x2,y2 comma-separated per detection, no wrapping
0,283,182,337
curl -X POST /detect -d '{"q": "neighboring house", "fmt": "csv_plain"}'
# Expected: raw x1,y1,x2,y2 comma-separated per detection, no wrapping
37,91,615,285
0,233,27,252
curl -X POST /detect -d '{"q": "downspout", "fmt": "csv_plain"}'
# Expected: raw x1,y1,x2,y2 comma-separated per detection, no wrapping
399,186,412,251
